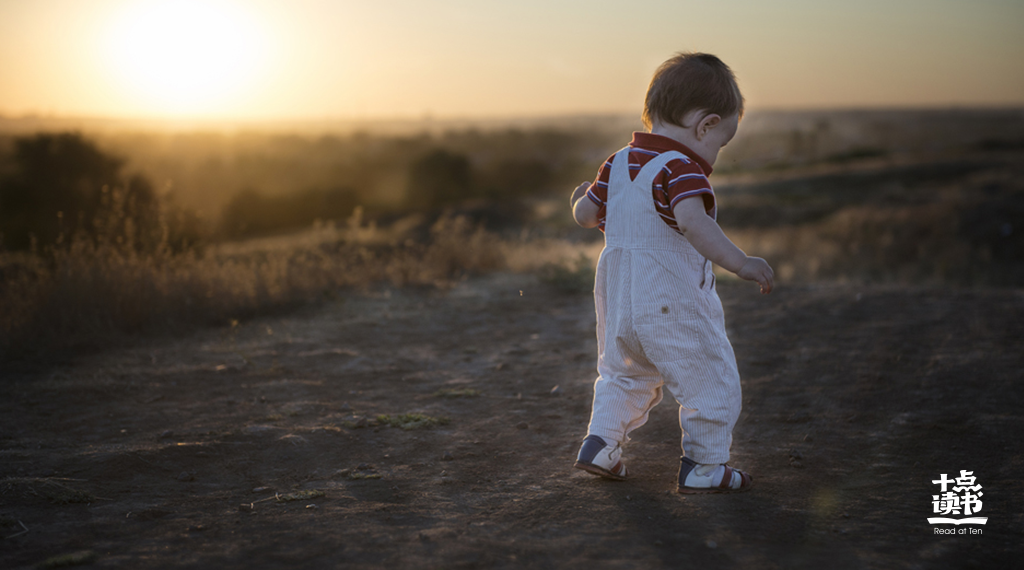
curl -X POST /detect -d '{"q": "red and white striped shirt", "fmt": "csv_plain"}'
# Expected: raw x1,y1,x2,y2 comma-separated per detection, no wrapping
586,132,716,233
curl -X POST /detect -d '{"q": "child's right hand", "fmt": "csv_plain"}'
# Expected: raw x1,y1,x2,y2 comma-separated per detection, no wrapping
570,181,590,208
737,257,774,294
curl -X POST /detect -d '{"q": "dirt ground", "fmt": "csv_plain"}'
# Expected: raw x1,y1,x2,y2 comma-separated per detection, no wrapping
2,273,1022,569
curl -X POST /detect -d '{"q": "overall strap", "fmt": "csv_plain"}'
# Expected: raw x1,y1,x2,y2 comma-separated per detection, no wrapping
608,147,633,193
629,150,687,193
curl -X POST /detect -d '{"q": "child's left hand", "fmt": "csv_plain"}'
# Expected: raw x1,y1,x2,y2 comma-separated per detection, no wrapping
570,182,590,208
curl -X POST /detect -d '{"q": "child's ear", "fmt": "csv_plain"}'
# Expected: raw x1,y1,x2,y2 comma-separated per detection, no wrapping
696,114,722,140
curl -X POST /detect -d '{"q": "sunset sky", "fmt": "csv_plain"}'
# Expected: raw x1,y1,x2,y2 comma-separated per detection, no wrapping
0,0,1021,121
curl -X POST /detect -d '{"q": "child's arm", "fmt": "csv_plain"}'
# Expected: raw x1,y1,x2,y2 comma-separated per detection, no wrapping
673,196,774,294
570,182,600,228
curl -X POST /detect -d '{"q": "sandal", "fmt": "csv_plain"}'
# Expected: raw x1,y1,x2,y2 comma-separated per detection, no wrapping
574,435,628,481
677,456,753,494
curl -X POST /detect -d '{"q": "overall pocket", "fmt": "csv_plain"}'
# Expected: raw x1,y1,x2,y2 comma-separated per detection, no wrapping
634,300,701,364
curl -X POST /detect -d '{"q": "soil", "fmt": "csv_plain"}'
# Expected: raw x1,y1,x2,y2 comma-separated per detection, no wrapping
2,274,1022,569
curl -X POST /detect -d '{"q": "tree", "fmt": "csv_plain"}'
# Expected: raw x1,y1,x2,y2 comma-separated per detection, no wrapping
0,132,158,250
406,149,473,210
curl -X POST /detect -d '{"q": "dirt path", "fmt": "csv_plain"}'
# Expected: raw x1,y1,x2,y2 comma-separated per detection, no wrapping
2,274,1022,569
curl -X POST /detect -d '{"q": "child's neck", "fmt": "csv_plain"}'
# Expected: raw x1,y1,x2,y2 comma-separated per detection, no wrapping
649,121,700,151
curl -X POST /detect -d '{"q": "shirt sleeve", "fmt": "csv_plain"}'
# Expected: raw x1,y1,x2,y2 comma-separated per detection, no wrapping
661,159,716,216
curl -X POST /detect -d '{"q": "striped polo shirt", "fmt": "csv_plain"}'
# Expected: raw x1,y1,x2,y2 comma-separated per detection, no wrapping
586,132,716,233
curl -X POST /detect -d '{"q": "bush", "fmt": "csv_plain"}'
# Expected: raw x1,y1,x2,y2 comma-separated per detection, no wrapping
0,133,162,251
406,149,473,209
0,212,507,359
536,253,594,294
220,186,358,239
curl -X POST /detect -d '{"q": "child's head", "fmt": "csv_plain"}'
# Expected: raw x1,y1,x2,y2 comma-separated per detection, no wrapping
642,52,744,131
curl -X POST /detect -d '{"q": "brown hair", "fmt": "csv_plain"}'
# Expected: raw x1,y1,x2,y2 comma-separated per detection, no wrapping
642,52,744,130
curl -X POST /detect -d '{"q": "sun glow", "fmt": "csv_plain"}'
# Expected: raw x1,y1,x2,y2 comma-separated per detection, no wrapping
104,0,268,117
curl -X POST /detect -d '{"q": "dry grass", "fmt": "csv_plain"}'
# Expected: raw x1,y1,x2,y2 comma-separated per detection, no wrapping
0,210,509,359
5,151,1019,362
728,203,968,284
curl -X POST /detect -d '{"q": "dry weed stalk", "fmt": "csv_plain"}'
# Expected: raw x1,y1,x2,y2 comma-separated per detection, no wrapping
0,210,514,358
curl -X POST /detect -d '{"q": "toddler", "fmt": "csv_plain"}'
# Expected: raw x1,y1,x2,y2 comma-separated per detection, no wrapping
569,52,773,494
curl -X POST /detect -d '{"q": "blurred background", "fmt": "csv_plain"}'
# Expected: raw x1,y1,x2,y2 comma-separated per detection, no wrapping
1,0,1022,354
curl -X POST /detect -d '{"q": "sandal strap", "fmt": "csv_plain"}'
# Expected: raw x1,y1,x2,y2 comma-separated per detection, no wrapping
718,465,734,489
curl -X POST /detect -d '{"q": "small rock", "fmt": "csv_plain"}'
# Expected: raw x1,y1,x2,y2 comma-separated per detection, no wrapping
654,539,664,546
357,463,373,471
177,471,195,482
278,434,308,446
352,417,368,429
842,513,850,519
252,486,272,493
442,451,455,461
789,449,803,460
516,422,529,430
549,385,563,396
188,524,206,532
339,402,353,411
305,504,318,510
238,503,254,512
706,540,717,549
803,434,813,442
440,470,448,477
159,430,174,439
495,362,508,371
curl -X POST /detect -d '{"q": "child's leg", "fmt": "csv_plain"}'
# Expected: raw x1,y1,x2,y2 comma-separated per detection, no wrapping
658,340,742,465
659,362,741,464
586,344,666,446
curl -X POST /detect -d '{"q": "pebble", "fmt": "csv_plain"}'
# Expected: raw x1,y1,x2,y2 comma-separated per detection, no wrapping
516,422,529,430
305,504,318,510
159,430,174,439
177,471,195,482
442,451,454,461
549,385,563,396
706,540,717,549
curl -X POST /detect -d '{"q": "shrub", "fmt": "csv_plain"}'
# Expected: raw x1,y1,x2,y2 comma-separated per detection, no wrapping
536,253,595,294
0,212,507,359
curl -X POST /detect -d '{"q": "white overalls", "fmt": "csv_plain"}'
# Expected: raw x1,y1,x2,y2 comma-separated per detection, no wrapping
586,147,742,465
